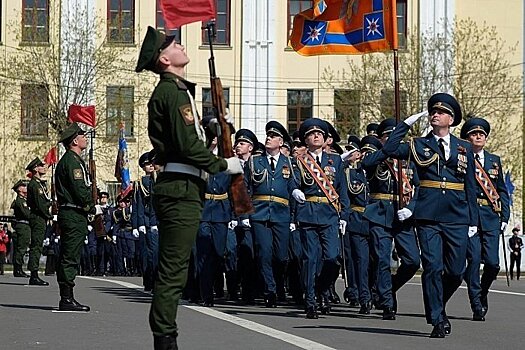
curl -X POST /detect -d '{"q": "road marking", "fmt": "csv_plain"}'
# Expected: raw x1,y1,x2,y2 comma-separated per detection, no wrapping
406,282,525,297
80,276,337,350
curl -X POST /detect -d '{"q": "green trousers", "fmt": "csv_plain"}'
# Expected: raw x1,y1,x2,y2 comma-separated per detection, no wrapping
14,223,30,267
28,215,47,272
149,174,205,336
57,208,87,289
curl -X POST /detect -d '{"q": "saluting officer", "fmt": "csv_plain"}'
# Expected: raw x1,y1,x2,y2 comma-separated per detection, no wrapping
292,118,350,319
361,119,420,320
11,180,31,278
244,121,298,307
460,117,510,321
55,122,101,311
381,93,479,338
135,26,243,350
26,157,52,286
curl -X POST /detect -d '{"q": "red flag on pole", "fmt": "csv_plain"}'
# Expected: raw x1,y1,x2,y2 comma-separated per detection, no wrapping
160,0,216,30
44,147,58,165
68,104,96,128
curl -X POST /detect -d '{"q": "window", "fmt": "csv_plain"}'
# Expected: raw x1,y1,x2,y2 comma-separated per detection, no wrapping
21,84,48,137
202,87,230,118
287,89,313,133
334,90,361,137
106,86,134,137
107,0,134,44
156,0,181,43
287,0,312,43
380,89,408,118
202,0,230,46
22,0,49,43
396,0,407,49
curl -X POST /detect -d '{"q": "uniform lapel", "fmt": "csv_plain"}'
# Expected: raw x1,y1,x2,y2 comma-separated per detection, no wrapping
424,133,442,156
448,136,459,164
483,150,493,172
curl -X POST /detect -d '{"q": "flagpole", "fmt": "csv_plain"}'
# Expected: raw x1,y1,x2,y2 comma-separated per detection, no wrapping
393,49,404,208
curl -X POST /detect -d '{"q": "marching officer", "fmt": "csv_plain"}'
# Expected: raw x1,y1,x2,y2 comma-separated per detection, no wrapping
135,26,243,349
55,122,101,311
11,180,31,277
381,93,479,337
26,157,52,286
361,119,420,320
292,118,350,318
460,117,510,320
244,121,297,307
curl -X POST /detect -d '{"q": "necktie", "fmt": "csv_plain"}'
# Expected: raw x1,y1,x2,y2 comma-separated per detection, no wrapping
270,157,275,171
438,138,446,160
316,155,321,166
475,154,480,161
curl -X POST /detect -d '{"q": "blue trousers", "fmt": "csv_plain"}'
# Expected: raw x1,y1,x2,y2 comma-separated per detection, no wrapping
144,228,160,290
196,222,228,301
342,232,358,301
348,234,371,305
287,228,303,299
300,222,339,308
236,225,256,301
465,228,500,312
252,221,290,295
418,222,468,325
224,228,237,273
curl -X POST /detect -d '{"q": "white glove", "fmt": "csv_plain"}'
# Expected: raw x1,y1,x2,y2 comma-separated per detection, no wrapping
340,151,353,160
132,229,140,238
94,204,103,215
53,215,58,222
292,189,306,203
54,238,59,243
501,222,508,232
87,225,93,232
43,238,50,246
397,208,413,221
339,220,347,235
224,157,243,175
151,225,159,234
241,219,251,228
228,220,238,230
289,223,296,231
138,226,146,234
112,235,117,243
468,226,478,238
84,236,89,244
404,110,428,126
225,108,234,125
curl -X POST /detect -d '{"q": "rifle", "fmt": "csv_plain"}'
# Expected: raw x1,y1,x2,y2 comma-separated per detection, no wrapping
501,229,510,286
88,131,106,238
206,21,254,216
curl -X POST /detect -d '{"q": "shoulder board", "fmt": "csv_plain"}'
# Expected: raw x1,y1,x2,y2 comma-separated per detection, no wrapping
325,151,338,156
252,154,262,160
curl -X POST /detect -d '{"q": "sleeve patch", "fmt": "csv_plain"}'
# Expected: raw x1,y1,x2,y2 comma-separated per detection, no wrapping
73,169,83,180
179,104,195,125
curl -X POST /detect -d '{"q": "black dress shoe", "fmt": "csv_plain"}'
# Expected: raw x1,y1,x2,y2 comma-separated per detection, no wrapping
29,276,49,286
472,310,485,321
265,293,277,308
201,299,214,307
480,295,488,316
382,307,396,320
14,269,30,278
443,315,451,335
318,295,331,315
358,302,371,315
59,298,90,312
305,306,319,319
328,285,341,304
154,335,178,350
430,322,446,338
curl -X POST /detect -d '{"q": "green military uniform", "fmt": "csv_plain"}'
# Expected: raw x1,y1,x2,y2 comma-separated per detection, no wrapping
136,27,228,341
55,123,94,311
26,158,52,282
10,180,31,277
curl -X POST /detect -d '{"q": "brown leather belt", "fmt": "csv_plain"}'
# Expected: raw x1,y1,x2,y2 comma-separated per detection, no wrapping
205,193,229,200
420,180,464,191
253,195,289,206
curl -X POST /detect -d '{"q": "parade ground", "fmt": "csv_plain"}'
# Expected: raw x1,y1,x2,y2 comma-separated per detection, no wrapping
0,274,523,350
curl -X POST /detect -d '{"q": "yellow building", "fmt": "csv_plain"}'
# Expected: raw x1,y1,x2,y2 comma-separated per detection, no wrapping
0,0,522,224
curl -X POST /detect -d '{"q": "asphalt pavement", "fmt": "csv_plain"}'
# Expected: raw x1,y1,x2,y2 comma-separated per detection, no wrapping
1,272,523,349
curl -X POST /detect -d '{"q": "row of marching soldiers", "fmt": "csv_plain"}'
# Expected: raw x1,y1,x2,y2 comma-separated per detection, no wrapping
182,92,509,338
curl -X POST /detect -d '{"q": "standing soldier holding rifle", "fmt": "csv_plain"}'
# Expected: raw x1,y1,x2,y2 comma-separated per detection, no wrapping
135,26,243,350
460,117,510,321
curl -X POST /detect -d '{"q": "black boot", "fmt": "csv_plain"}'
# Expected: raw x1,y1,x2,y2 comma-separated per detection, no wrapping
328,283,341,304
59,285,90,312
153,334,178,350
29,270,49,286
13,264,30,278
318,294,331,315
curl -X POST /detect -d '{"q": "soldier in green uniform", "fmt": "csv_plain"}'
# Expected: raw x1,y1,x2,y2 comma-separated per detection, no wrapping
136,26,243,350
55,122,100,312
10,180,31,277
26,157,51,286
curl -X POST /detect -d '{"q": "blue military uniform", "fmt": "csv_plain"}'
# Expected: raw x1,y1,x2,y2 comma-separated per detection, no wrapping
362,120,421,319
244,121,297,307
294,119,350,318
382,93,479,337
111,201,134,275
460,118,510,320
95,196,114,276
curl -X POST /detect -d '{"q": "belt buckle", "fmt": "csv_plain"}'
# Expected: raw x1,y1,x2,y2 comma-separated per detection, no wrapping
440,181,446,189
269,195,274,201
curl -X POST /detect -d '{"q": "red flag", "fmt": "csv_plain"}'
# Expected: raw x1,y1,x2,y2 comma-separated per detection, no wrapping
44,147,57,165
160,0,216,30
68,104,96,128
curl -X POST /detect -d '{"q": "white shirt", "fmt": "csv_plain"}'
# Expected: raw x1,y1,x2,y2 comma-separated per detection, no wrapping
474,150,485,167
308,151,323,164
433,133,451,160
267,153,280,168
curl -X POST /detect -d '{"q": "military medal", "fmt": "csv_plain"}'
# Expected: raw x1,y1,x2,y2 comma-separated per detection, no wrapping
282,165,290,179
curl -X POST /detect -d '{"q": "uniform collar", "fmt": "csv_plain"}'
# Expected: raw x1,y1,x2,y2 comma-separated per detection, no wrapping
432,133,450,145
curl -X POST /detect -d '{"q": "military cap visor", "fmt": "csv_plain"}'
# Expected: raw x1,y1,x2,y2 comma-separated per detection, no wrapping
235,129,258,146
135,26,175,73
460,117,491,139
427,93,462,126
360,136,382,152
59,122,86,145
12,180,27,192
25,157,44,171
